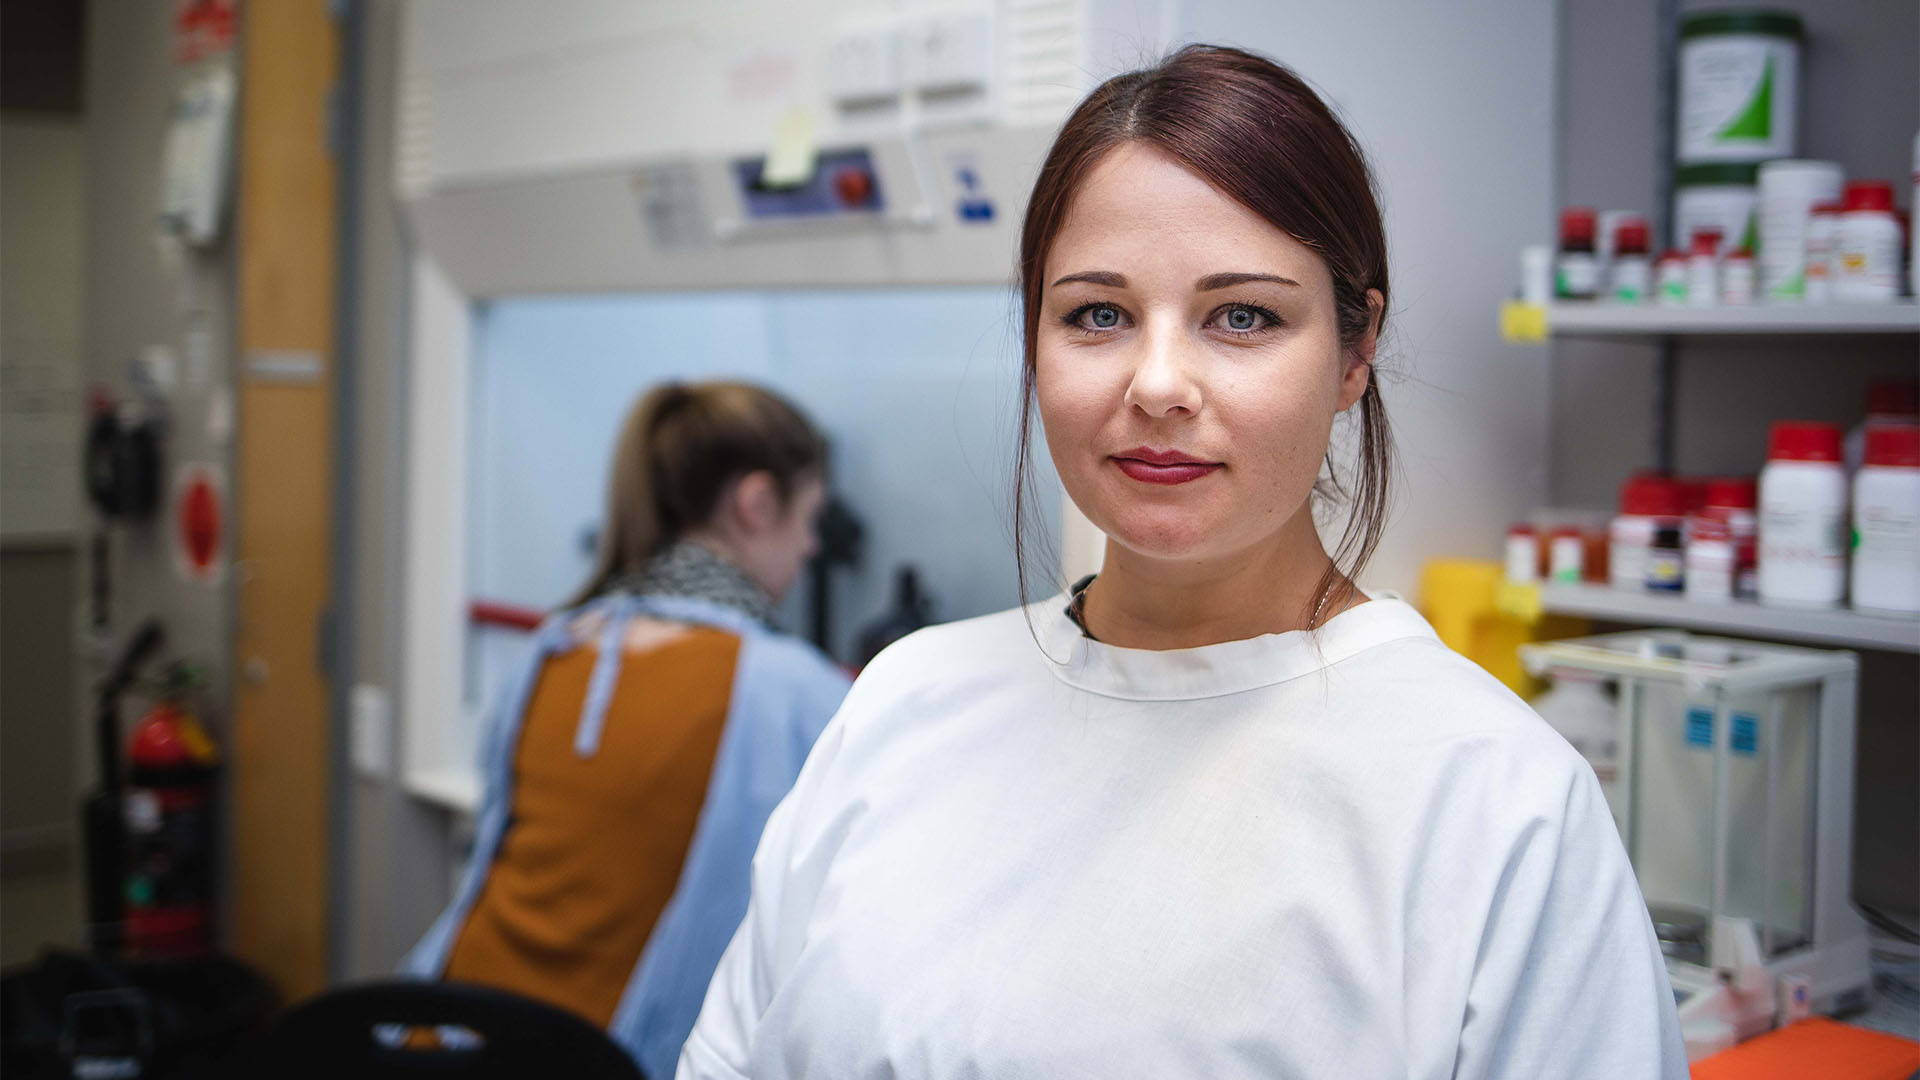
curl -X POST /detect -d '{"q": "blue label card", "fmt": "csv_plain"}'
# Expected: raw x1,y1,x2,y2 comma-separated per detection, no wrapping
1686,707,1715,748
1732,714,1759,755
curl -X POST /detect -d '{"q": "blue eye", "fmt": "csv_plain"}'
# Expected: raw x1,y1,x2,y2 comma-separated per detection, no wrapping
1064,303,1126,333
1215,304,1276,333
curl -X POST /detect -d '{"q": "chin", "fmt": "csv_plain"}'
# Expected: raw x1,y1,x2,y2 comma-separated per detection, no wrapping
1092,503,1231,563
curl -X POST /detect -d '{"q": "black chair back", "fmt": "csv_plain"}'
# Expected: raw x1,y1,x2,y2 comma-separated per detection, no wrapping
251,979,645,1079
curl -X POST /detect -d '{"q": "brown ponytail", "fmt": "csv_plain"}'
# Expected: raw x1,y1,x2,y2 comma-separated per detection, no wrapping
566,381,826,608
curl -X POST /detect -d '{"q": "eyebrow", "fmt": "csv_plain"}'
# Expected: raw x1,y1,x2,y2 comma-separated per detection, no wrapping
1047,270,1302,290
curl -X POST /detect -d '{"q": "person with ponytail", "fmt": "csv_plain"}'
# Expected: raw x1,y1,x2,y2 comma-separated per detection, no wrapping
403,381,850,1079
679,47,1683,1079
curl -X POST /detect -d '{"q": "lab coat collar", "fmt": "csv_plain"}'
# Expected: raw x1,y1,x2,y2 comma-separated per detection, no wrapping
1035,588,1441,701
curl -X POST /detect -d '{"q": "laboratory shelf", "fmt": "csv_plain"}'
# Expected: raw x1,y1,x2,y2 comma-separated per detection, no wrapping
1544,301,1920,338
1538,583,1920,653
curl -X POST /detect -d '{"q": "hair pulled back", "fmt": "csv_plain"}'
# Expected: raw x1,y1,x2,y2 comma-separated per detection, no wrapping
1014,44,1394,625
570,381,825,607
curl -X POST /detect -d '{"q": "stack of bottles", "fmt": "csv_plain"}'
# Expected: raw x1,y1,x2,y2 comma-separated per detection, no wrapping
1504,380,1920,618
1525,8,1919,306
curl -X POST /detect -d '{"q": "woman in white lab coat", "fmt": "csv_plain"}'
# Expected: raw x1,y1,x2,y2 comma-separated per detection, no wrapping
679,46,1686,1079
403,382,850,1080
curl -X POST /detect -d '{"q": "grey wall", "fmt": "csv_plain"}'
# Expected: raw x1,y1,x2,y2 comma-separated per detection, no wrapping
78,2,239,923
335,0,461,979
1,111,85,876
1555,0,1920,921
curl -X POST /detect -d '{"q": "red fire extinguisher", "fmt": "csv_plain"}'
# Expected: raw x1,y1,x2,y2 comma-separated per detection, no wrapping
123,665,220,958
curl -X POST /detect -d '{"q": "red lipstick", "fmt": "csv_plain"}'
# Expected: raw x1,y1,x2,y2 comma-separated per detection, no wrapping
1110,447,1223,485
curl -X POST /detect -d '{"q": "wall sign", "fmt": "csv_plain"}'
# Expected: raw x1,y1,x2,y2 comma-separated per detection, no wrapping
172,462,227,586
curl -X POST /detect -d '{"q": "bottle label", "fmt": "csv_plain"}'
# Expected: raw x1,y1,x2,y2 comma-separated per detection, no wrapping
1761,504,1846,566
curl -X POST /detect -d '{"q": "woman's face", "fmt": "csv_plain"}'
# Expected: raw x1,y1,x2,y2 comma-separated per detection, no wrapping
1036,141,1373,568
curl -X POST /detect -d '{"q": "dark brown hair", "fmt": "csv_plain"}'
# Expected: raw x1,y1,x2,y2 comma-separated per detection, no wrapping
568,381,826,607
1014,44,1394,626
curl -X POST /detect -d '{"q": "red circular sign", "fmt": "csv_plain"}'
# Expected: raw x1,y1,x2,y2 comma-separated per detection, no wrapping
173,466,224,583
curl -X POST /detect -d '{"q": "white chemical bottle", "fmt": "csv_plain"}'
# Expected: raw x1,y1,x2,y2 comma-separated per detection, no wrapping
1852,424,1920,615
1832,181,1901,303
1757,160,1843,302
1759,421,1848,608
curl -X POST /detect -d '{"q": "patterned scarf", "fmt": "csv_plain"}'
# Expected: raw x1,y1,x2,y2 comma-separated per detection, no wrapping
615,540,781,629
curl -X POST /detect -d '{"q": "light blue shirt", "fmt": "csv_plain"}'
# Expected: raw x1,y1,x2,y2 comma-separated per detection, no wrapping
401,593,850,1079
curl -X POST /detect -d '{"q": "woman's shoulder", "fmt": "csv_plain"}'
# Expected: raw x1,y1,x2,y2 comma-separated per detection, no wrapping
1331,622,1587,780
854,602,1047,691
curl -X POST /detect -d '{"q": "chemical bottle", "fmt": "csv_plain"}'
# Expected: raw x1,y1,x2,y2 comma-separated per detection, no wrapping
1555,208,1600,299
1803,202,1842,303
1687,229,1721,307
1719,248,1755,305
1548,526,1585,583
1656,250,1690,306
1504,523,1540,584
1611,473,1684,592
1609,219,1652,302
1852,423,1920,616
1758,422,1848,608
1684,513,1734,602
1832,181,1901,303
1702,477,1759,599
1846,378,1920,473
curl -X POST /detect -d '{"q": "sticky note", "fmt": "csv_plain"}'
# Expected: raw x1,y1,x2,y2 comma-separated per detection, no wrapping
761,106,817,189
1500,300,1549,344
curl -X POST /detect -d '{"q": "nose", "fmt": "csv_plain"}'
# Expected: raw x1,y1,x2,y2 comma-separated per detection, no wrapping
1122,321,1203,419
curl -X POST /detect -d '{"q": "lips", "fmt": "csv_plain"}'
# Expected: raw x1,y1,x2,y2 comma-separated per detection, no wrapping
1110,447,1223,486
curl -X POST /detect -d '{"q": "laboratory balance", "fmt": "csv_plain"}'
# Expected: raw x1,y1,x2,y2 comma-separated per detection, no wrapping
1520,631,1872,1056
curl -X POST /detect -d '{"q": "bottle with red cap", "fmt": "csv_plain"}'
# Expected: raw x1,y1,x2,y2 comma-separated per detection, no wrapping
1608,217,1652,303
1610,473,1685,592
1832,181,1901,303
1687,228,1722,308
1852,422,1920,615
1556,208,1600,299
1847,377,1920,473
1759,421,1849,607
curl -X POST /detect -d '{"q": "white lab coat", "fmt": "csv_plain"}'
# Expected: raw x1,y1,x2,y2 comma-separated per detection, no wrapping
679,593,1687,1079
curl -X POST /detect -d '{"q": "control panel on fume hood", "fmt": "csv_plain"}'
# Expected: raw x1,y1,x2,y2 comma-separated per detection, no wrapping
734,146,886,220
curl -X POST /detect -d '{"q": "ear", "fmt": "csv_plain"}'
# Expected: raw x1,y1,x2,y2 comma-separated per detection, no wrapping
731,470,783,535
1336,288,1384,413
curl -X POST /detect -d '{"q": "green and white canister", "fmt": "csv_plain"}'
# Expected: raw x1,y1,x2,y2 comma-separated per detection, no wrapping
1678,10,1803,165
1673,163,1760,255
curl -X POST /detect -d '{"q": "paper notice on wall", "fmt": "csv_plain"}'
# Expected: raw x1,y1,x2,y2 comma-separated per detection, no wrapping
761,106,818,189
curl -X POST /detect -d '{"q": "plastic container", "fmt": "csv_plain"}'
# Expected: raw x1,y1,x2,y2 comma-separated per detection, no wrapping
1685,513,1735,602
1612,474,1685,592
1555,208,1600,299
1758,160,1844,303
1687,229,1721,308
1832,181,1901,303
1703,476,1759,599
1803,202,1842,303
1674,163,1758,256
1548,526,1586,583
1504,523,1540,584
1656,251,1689,306
1758,422,1847,608
1851,423,1920,615
1520,244,1553,305
1678,10,1802,165
1720,247,1755,305
1608,218,1652,302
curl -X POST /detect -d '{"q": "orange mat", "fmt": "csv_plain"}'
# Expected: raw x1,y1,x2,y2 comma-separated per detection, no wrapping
1691,1018,1920,1080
